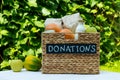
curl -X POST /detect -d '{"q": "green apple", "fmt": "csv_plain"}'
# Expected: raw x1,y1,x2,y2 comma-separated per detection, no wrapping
10,60,23,72
86,27,97,33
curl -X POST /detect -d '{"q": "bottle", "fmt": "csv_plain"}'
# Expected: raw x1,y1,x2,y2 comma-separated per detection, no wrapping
75,20,85,33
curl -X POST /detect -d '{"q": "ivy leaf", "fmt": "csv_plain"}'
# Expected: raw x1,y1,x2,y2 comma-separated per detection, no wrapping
0,13,8,24
23,49,35,56
31,27,40,33
14,1,19,9
106,11,113,15
64,0,70,3
114,14,119,18
97,2,104,8
34,21,44,28
42,7,50,16
36,48,42,54
97,14,107,22
107,52,115,60
0,61,10,69
0,38,9,46
27,0,37,7
3,10,11,16
71,3,80,11
90,0,98,7
20,37,28,44
0,30,9,36
104,6,110,10
91,9,97,13
105,31,112,37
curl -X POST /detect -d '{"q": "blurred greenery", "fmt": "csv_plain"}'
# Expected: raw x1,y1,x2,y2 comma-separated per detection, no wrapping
0,0,120,71
100,60,120,72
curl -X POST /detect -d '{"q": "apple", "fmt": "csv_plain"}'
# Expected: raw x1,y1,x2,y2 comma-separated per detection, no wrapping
9,60,23,72
86,27,97,33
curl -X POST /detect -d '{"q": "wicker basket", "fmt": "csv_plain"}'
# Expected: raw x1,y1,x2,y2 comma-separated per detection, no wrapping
42,33,100,74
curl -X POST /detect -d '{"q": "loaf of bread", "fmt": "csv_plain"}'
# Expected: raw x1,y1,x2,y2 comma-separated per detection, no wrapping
62,13,83,33
44,18,63,29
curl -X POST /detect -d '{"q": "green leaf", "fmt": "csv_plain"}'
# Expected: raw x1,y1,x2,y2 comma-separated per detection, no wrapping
71,3,81,11
106,11,113,15
36,48,42,54
34,21,44,28
20,37,28,44
104,6,110,10
64,0,70,3
21,19,29,29
14,1,19,9
97,2,104,8
31,27,39,33
91,9,97,13
0,13,8,24
107,52,115,60
0,61,10,69
23,49,35,56
3,10,11,16
114,14,119,18
0,30,9,36
0,38,9,46
105,31,112,36
42,7,50,16
90,0,98,7
97,14,107,22
27,0,37,7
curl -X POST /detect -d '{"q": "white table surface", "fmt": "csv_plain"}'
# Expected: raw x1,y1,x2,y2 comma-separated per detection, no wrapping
0,69,120,80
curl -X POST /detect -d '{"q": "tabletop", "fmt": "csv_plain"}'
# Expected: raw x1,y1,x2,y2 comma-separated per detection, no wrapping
0,69,120,80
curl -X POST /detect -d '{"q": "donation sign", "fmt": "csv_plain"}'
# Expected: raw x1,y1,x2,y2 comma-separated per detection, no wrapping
46,44,97,54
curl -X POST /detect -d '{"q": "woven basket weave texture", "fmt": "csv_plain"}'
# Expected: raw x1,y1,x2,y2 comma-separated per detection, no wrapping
42,33,100,74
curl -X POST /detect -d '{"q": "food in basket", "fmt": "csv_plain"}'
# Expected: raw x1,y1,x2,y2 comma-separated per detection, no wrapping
75,21,85,33
43,30,55,33
24,55,41,71
62,13,83,33
44,18,63,29
60,29,74,39
45,23,62,32
44,13,97,40
86,27,97,33
9,60,23,72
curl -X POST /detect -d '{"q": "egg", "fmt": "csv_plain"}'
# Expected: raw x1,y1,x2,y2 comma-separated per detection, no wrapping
60,29,74,39
45,23,62,32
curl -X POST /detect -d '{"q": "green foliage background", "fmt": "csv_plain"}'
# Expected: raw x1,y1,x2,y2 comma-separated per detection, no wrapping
0,0,120,71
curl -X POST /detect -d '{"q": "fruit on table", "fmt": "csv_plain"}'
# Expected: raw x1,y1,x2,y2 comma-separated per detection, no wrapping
60,29,74,39
10,60,23,72
85,27,97,33
45,23,62,32
24,55,41,71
